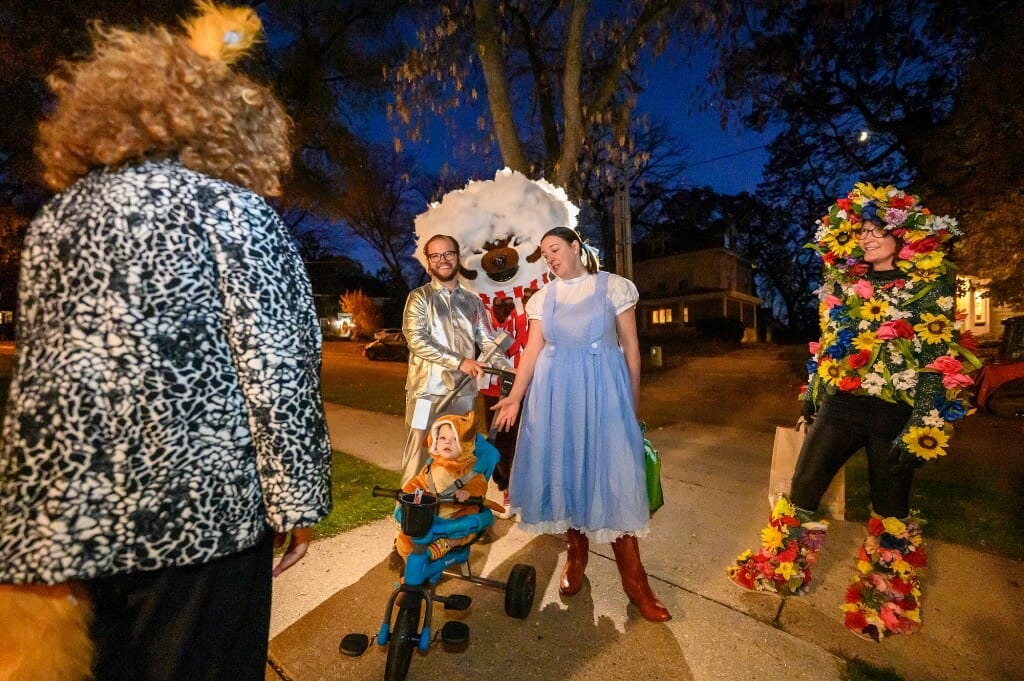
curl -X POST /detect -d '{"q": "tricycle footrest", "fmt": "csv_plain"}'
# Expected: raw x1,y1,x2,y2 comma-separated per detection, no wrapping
441,594,472,611
441,621,470,645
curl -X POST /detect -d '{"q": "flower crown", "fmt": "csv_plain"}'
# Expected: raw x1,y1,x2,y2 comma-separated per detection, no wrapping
810,182,962,283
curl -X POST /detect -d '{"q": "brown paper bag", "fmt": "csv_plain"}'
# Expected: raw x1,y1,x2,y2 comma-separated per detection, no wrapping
768,419,845,519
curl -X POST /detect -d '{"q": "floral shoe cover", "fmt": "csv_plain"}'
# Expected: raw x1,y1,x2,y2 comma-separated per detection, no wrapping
842,513,927,641
727,497,828,596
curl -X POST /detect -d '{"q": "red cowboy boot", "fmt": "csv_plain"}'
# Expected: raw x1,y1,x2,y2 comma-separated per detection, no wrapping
559,528,589,595
611,535,671,622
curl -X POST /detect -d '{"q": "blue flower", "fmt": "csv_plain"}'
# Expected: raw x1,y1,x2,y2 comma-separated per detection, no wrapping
829,306,852,324
935,396,968,422
861,202,879,223
806,359,819,375
836,328,856,348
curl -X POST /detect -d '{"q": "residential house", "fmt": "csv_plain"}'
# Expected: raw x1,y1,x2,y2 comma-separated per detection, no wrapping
632,231,762,343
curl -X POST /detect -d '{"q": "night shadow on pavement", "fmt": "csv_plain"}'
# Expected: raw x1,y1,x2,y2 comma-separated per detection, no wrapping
269,531,693,681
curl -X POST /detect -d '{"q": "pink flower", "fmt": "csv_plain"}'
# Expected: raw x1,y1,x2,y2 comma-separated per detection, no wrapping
876,319,915,340
899,244,917,260
823,294,842,309
927,356,963,374
941,373,974,389
855,278,874,299
879,602,901,632
808,341,820,355
885,207,909,225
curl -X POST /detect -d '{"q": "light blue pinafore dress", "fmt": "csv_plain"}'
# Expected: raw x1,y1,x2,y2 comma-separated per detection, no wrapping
508,272,649,543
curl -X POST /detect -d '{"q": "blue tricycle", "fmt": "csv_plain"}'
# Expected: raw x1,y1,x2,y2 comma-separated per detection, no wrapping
340,433,536,681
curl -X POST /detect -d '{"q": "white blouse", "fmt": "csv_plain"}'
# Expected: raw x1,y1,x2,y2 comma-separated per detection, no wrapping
525,271,639,320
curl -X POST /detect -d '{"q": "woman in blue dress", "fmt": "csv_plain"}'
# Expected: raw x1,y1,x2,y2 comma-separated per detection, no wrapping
492,227,670,622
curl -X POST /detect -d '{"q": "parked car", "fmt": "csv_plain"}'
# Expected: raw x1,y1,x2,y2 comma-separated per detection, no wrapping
364,331,409,362
975,315,1024,418
374,327,403,340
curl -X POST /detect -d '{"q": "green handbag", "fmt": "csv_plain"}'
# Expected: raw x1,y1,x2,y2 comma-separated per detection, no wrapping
640,421,664,515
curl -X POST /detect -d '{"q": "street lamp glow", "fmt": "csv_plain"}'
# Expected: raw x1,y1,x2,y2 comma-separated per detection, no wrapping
858,130,871,143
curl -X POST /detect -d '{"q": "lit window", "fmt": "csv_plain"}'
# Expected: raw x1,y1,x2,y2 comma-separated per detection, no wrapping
652,307,673,324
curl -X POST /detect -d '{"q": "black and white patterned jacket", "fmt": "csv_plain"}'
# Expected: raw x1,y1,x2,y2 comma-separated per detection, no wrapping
0,159,332,584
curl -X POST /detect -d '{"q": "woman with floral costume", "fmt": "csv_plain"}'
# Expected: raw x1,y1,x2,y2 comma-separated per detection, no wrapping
727,182,982,642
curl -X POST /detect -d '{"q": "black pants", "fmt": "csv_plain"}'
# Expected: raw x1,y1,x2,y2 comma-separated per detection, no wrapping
791,392,915,518
482,393,519,491
84,532,274,681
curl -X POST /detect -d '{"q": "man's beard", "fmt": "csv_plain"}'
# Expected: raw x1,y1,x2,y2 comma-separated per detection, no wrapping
429,263,459,282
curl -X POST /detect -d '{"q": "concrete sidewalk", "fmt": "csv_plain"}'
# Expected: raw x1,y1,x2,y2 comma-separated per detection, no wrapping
267,403,1024,681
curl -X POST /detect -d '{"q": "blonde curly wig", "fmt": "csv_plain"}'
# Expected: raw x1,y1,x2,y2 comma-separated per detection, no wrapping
35,20,291,197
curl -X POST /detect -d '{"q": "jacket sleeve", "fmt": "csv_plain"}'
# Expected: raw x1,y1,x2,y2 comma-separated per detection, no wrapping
206,189,332,532
473,298,513,369
906,276,957,431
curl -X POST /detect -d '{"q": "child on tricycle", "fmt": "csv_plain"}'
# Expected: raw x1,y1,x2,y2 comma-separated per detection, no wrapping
395,411,503,562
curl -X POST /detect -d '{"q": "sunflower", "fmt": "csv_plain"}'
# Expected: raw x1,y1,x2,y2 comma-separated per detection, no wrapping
822,224,860,257
914,313,953,344
817,357,844,387
901,425,950,460
853,330,877,350
908,268,940,283
859,297,890,321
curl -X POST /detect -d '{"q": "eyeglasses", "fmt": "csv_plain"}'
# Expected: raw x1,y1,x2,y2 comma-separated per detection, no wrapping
860,225,889,238
427,250,458,263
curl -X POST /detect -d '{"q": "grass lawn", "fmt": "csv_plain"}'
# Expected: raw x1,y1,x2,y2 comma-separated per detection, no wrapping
315,450,400,539
844,435,1024,560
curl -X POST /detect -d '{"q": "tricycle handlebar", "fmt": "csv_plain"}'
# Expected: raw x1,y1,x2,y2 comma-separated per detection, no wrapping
372,485,485,506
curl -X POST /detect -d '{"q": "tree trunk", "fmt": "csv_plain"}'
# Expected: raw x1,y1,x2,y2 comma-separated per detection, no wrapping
554,0,589,188
473,0,528,173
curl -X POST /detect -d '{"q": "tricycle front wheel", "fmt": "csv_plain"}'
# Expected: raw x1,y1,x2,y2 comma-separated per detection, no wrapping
385,599,422,681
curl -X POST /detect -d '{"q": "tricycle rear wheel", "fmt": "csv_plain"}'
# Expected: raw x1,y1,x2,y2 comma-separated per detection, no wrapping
385,598,422,681
504,563,536,619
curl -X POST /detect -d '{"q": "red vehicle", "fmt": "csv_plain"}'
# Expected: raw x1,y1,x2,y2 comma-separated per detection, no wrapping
975,315,1024,418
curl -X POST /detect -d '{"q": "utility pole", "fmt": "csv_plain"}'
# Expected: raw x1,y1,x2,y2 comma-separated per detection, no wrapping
612,101,633,280
613,162,633,280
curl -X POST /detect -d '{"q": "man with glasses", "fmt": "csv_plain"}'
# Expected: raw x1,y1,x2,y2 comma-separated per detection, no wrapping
400,234,512,485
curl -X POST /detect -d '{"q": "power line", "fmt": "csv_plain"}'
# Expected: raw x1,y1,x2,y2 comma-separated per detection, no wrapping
687,144,769,168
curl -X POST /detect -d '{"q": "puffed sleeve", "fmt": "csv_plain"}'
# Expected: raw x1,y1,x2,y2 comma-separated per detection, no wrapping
525,284,548,320
206,189,332,532
607,274,640,314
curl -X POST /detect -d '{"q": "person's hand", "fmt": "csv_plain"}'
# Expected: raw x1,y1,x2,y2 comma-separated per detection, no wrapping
800,399,817,425
490,396,521,432
454,489,471,502
459,358,486,379
273,526,314,577
887,440,925,476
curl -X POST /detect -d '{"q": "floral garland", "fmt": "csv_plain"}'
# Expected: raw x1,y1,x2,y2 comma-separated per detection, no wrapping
727,497,827,595
810,182,962,285
803,183,983,462
842,513,927,641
